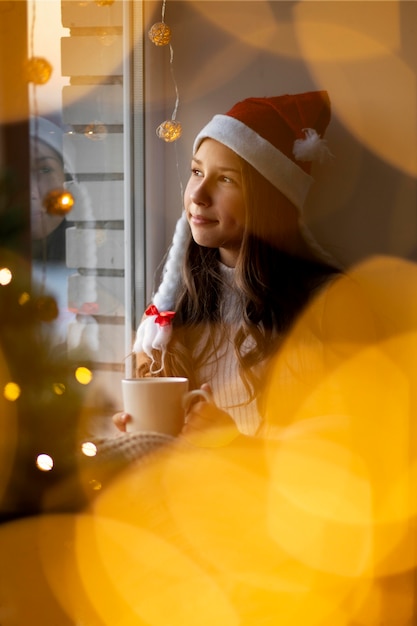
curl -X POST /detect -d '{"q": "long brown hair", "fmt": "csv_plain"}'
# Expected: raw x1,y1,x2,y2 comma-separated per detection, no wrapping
152,157,339,401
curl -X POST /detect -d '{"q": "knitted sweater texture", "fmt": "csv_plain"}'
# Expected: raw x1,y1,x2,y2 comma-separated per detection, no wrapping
195,264,263,436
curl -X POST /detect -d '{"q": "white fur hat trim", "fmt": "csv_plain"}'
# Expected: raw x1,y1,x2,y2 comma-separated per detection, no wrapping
194,115,313,212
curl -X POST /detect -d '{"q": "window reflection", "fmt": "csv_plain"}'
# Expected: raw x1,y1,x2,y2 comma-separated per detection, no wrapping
26,0,137,434
30,116,75,348
30,118,68,244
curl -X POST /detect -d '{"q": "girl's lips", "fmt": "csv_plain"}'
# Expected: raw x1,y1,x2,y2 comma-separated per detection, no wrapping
190,214,217,226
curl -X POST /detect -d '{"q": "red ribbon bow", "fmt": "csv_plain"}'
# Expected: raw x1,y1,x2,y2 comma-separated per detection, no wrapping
145,304,175,327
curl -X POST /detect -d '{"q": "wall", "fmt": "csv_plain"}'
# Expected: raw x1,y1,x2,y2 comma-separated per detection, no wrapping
144,0,417,287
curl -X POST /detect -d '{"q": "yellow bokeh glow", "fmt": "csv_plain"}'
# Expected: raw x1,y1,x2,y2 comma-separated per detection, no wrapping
18,291,31,305
3,382,21,402
52,383,66,396
1,259,416,624
75,367,93,385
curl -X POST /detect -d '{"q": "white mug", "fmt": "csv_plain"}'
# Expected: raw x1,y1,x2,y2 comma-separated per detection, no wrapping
121,378,211,436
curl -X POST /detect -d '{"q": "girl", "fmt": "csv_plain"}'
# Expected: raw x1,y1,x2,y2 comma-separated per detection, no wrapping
115,90,341,440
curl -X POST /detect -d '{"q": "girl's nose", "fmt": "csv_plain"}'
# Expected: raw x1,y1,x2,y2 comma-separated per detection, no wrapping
190,180,211,206
30,175,41,200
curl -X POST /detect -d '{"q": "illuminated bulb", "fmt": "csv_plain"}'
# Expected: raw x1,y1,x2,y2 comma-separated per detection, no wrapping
35,295,59,322
75,366,93,385
84,122,108,141
3,382,21,402
25,57,53,85
36,454,54,472
148,22,171,46
0,267,12,286
81,441,97,457
43,188,74,215
156,120,182,142
52,383,66,396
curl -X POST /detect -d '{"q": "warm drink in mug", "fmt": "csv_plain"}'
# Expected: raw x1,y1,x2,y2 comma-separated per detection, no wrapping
121,378,211,436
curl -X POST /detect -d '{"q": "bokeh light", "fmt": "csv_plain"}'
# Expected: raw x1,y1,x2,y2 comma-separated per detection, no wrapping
0,349,18,507
0,267,12,286
3,382,21,402
52,383,66,396
81,441,97,457
36,454,54,472
1,256,416,624
18,291,31,305
43,189,75,215
75,366,93,385
185,2,415,177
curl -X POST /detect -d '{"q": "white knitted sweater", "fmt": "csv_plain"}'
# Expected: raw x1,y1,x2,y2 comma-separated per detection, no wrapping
194,264,263,436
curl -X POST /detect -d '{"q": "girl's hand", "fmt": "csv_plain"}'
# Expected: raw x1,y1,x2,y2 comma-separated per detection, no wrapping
112,411,131,433
181,383,240,447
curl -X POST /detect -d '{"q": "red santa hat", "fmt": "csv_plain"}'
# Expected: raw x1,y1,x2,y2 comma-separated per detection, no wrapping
194,91,332,211
133,91,336,369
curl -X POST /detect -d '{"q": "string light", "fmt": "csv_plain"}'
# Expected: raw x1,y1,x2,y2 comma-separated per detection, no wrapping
84,122,108,141
27,1,52,90
25,56,53,85
149,0,182,142
148,22,171,46
42,188,75,215
156,120,182,142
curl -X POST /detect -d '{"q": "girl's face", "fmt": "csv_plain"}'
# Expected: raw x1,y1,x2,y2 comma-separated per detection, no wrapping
30,140,66,240
184,139,246,267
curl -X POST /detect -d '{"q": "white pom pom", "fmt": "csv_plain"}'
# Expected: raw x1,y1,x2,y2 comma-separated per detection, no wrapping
293,128,333,163
133,307,175,374
152,323,173,352
133,315,158,357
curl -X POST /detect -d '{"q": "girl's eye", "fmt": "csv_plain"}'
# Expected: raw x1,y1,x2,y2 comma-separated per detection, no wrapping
191,168,203,177
222,176,232,183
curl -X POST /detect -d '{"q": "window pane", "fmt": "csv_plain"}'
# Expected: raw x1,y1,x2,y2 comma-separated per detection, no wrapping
28,0,144,431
